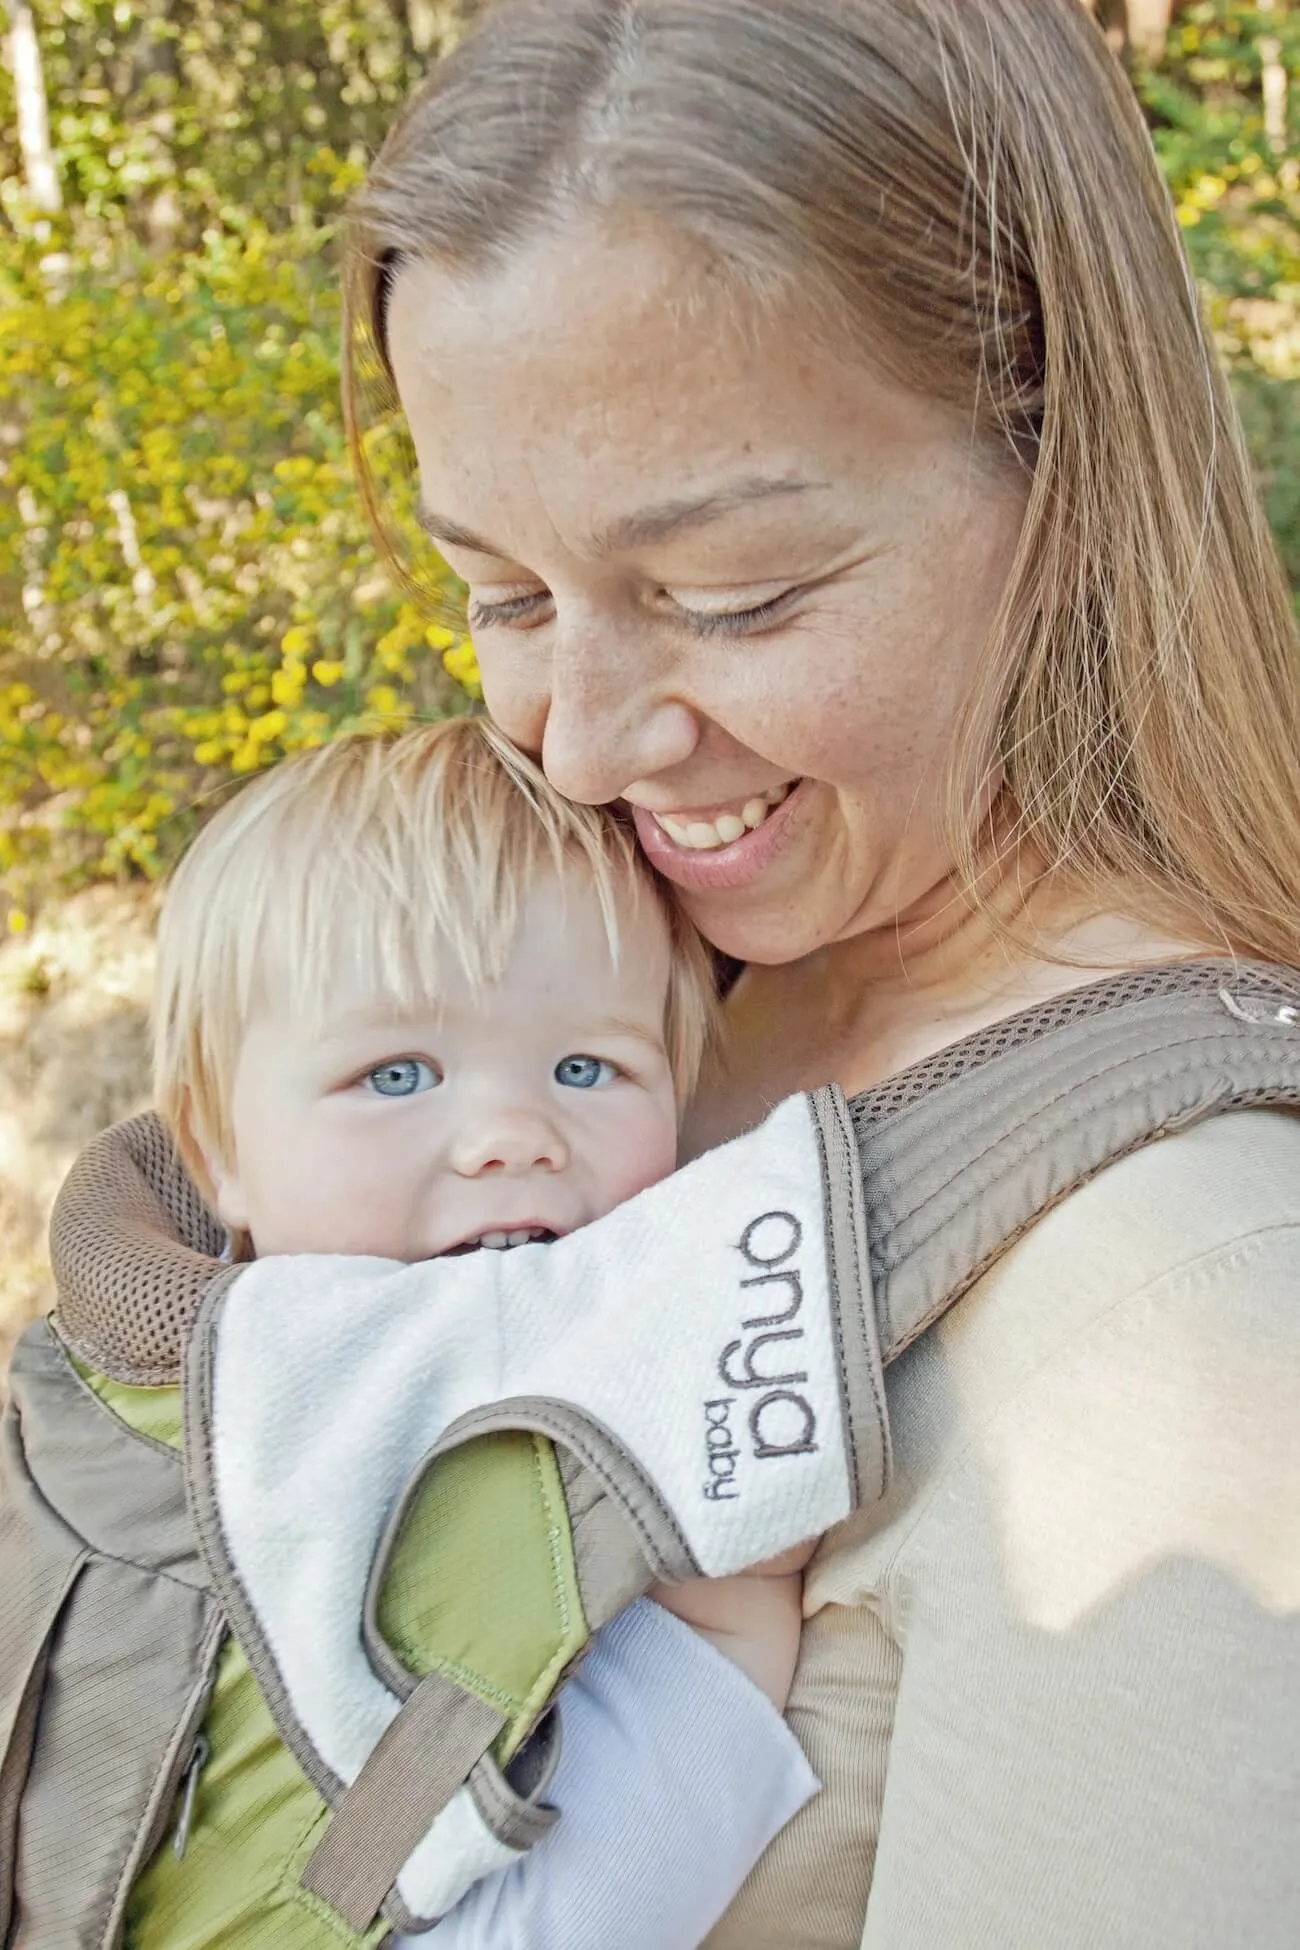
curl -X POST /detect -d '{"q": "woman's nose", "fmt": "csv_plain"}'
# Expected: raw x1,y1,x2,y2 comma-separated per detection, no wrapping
542,686,699,807
480,613,701,806
449,1106,570,1178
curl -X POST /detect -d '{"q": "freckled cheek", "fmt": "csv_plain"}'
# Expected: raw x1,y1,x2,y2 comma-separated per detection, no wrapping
475,647,550,748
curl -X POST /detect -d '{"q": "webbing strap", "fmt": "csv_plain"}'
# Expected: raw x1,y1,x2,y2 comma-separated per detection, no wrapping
300,1672,504,1931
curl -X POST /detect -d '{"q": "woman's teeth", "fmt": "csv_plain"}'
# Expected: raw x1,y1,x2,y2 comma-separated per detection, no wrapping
657,783,792,852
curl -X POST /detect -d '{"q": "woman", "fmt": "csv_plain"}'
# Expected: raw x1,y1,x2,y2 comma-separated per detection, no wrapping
347,1,1300,1943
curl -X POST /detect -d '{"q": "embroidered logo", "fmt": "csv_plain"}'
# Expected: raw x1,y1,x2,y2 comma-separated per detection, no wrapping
704,1210,819,1497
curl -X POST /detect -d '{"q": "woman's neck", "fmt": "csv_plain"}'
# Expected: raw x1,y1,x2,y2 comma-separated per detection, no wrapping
684,862,1214,1155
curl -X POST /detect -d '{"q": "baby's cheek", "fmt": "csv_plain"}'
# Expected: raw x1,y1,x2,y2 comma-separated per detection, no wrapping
601,1099,680,1207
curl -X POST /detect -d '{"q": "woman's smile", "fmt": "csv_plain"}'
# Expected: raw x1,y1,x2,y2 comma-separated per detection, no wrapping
630,778,806,891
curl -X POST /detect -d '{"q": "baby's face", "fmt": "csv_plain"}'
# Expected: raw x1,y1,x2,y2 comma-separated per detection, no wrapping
208,871,681,1260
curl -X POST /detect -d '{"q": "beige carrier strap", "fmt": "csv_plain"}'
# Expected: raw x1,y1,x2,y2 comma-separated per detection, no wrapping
0,1320,226,1949
0,1408,89,1939
301,1673,505,1930
857,961,1300,1365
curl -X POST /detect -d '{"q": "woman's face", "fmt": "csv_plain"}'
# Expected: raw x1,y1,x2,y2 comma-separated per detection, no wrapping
388,225,1029,965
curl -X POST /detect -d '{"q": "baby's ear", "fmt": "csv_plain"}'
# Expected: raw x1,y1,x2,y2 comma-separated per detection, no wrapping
204,1156,252,1237
177,1096,249,1234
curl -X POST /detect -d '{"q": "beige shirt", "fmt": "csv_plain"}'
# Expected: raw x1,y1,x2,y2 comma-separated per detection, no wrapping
706,1109,1300,1949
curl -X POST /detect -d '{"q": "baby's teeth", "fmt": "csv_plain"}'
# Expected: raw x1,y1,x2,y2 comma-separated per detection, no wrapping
507,1229,535,1247
741,798,768,830
480,1231,509,1250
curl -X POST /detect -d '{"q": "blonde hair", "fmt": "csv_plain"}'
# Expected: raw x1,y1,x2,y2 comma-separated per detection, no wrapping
346,0,1300,965
153,717,716,1189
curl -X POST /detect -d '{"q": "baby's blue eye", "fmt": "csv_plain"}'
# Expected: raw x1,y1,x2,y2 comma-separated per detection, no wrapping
555,1055,614,1090
365,1058,440,1098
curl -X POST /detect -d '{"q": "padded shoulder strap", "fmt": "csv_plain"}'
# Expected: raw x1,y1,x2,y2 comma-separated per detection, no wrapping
855,959,1300,1365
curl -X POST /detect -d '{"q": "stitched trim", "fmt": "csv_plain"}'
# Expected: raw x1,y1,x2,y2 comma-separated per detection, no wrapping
808,1085,891,1504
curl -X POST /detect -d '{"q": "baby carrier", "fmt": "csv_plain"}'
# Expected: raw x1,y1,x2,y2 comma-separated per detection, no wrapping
3,960,1299,1948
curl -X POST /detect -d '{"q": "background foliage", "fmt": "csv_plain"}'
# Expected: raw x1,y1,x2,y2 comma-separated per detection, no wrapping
0,0,1296,919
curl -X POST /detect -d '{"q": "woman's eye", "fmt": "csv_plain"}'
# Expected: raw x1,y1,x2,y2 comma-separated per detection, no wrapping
673,590,799,638
554,1054,616,1090
364,1058,441,1098
467,590,553,631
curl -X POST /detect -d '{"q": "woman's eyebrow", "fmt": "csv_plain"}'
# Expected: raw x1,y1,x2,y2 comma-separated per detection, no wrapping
416,475,824,561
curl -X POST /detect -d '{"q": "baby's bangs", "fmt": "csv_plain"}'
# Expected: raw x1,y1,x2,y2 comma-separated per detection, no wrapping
247,719,638,1032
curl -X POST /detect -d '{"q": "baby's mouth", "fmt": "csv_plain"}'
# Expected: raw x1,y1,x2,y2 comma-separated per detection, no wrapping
651,781,797,853
445,1226,559,1255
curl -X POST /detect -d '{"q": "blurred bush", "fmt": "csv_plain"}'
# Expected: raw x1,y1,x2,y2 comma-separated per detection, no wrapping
0,1,480,917
0,214,474,903
1140,1,1299,591
0,0,1295,917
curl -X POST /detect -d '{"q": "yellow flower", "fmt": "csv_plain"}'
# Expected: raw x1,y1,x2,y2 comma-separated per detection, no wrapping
271,668,305,709
312,659,345,687
443,641,483,698
7,909,29,936
280,625,311,658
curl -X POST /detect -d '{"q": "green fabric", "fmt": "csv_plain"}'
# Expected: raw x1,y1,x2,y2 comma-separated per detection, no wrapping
83,1368,588,1943
69,1352,185,1450
125,1635,387,1950
378,1429,588,1763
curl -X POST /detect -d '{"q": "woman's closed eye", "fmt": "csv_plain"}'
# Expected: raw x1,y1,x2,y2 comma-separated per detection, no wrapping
554,1054,617,1090
466,585,802,638
669,588,800,638
467,590,552,631
363,1057,442,1098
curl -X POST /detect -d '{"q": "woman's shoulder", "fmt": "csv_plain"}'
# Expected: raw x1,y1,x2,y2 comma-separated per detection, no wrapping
811,1107,1300,1614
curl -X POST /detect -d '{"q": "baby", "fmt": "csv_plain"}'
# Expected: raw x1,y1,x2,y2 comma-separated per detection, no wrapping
141,715,816,1946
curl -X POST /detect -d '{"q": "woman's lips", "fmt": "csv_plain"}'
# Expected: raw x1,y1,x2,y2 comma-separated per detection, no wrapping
631,780,807,892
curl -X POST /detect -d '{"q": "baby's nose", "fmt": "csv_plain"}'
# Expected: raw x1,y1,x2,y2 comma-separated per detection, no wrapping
450,1106,569,1177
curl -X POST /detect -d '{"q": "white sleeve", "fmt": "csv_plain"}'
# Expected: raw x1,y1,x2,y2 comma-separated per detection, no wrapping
401,1598,819,1950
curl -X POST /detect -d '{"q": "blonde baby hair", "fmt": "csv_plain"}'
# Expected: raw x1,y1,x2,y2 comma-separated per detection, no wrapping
153,716,717,1195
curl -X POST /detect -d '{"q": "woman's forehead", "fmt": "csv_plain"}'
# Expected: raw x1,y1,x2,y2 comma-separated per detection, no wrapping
386,227,965,562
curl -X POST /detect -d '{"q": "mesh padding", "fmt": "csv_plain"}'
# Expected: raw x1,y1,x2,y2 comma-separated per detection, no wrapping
851,957,1300,1127
50,1111,227,1386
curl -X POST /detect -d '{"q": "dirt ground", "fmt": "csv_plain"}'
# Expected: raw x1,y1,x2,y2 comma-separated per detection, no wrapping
0,886,157,1385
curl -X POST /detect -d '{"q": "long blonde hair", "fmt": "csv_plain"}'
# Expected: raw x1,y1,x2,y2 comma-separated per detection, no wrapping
346,0,1300,964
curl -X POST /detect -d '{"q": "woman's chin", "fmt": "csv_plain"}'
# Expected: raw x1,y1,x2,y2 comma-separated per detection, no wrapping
677,885,846,969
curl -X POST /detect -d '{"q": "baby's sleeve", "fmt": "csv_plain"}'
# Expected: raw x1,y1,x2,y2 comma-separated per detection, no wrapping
402,1598,819,1950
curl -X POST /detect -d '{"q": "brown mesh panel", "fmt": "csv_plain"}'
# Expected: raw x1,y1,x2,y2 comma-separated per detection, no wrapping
50,1111,227,1386
851,958,1300,1129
